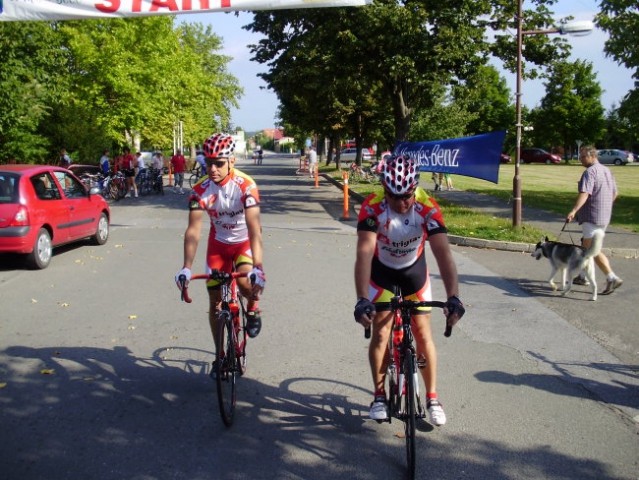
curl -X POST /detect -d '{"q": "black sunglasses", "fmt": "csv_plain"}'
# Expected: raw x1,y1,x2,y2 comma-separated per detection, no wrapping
206,158,229,169
386,190,415,201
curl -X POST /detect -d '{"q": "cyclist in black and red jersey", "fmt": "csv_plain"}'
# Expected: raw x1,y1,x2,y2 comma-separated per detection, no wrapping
353,154,465,426
175,133,266,366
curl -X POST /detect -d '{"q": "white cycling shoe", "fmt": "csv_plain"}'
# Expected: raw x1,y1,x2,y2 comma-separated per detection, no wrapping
369,398,388,421
427,399,447,426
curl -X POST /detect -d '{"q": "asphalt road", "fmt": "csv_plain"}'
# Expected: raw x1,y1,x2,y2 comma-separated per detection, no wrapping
1,154,637,480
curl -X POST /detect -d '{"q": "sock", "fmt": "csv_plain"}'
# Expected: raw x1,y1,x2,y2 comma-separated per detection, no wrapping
427,392,438,401
247,301,259,312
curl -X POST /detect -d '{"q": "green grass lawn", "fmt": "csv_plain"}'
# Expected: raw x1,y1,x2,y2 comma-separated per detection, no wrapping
321,162,639,243
453,163,639,233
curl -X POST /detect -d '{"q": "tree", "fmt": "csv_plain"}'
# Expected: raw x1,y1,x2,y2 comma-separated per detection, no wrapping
0,22,67,162
55,18,242,160
451,65,512,137
246,1,571,145
530,59,605,157
411,85,474,141
596,1,639,147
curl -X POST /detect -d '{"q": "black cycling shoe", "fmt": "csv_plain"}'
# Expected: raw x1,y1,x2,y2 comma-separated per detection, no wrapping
246,310,262,338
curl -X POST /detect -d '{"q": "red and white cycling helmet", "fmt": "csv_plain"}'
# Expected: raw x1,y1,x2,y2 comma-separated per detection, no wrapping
381,154,420,195
203,133,236,159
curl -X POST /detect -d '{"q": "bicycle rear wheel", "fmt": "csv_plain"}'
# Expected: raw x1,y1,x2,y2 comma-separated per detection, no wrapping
403,352,417,480
215,312,237,427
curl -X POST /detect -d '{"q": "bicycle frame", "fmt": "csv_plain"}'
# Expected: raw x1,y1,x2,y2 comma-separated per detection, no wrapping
178,269,250,427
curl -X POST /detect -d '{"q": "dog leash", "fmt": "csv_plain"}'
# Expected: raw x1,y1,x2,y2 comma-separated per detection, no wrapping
557,220,581,247
557,220,579,246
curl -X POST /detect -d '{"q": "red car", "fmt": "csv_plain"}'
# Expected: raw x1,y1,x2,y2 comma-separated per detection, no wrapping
520,148,562,164
0,164,110,269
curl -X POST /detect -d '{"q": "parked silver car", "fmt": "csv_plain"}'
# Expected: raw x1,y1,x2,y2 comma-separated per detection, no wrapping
339,147,372,163
597,149,633,165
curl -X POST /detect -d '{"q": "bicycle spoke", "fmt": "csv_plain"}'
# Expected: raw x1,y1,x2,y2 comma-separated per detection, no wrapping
216,313,237,427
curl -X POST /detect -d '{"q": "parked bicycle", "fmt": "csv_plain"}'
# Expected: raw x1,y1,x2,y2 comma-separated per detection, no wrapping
101,171,127,201
178,269,255,427
136,167,164,196
348,162,379,184
365,292,452,480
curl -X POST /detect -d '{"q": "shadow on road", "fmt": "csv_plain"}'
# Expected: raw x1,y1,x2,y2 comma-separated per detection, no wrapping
0,343,627,480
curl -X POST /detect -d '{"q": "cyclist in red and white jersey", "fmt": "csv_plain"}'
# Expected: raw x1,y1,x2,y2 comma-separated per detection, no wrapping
176,133,266,351
354,154,464,426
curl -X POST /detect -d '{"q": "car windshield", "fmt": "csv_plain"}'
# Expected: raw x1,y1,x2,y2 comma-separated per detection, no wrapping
0,173,19,204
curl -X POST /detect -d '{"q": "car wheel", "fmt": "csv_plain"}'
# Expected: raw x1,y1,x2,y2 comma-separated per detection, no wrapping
27,228,52,269
614,159,622,165
545,159,551,164
92,213,109,245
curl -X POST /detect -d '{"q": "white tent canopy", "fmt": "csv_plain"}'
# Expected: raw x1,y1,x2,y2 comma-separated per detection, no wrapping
0,0,369,22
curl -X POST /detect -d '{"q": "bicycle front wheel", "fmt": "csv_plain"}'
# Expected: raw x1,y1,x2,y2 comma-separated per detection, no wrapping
189,173,200,188
403,352,417,480
215,312,237,427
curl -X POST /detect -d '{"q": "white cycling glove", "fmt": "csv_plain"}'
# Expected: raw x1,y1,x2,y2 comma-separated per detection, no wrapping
175,267,192,289
249,266,266,289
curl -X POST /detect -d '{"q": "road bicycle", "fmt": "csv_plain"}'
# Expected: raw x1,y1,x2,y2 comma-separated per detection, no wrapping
366,293,451,480
178,269,251,427
188,165,206,189
348,162,379,184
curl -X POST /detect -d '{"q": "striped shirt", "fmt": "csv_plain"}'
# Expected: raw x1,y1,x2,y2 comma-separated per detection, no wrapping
576,161,617,226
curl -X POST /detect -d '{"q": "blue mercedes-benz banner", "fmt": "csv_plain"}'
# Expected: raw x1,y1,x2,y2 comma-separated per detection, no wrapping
394,131,506,184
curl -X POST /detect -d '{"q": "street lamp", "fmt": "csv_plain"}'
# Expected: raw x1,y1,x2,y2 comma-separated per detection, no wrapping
512,1,594,227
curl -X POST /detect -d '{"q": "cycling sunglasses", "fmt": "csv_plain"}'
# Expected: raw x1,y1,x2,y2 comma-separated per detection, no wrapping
206,158,229,169
385,190,415,201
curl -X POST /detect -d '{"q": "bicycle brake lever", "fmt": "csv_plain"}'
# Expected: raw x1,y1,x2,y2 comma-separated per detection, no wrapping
444,324,452,337
178,274,192,303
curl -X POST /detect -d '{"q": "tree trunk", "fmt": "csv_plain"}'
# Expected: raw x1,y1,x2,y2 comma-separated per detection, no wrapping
390,77,411,142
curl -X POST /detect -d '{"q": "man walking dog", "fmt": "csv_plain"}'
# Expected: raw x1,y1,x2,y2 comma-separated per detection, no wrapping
566,145,623,295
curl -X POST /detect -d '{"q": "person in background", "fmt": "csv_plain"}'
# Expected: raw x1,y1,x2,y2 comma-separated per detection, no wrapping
444,173,454,191
122,147,138,198
171,149,186,194
152,152,164,172
195,149,207,175
99,149,110,175
59,149,72,168
307,146,318,178
135,151,147,185
566,145,623,295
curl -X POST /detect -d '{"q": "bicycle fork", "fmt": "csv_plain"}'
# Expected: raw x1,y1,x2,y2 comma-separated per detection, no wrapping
398,352,427,420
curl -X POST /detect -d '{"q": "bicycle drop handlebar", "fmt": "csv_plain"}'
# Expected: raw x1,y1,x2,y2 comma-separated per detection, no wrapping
178,270,251,304
363,300,453,339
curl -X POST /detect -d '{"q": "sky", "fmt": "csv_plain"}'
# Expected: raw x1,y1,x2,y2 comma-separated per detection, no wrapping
183,0,635,132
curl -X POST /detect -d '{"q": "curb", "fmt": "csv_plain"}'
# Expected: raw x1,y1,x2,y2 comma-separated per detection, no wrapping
321,173,639,259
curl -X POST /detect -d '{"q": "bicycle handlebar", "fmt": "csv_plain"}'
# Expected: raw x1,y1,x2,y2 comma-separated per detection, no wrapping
363,300,453,339
178,270,251,304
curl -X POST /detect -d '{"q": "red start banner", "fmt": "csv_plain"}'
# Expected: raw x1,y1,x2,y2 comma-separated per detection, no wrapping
0,0,369,22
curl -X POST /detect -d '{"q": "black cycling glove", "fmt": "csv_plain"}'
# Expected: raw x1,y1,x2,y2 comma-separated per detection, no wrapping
445,295,465,321
354,297,375,323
